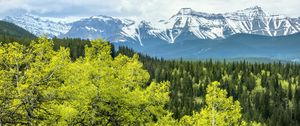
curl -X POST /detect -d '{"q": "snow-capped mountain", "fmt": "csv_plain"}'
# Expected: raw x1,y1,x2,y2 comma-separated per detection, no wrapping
3,13,71,37
62,15,140,43
137,6,300,43
150,8,233,42
224,6,300,36
3,6,300,45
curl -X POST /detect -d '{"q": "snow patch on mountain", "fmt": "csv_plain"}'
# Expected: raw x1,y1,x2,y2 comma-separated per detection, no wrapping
3,13,71,37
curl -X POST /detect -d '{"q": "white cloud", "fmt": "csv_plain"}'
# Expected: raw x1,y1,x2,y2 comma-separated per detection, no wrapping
0,0,299,21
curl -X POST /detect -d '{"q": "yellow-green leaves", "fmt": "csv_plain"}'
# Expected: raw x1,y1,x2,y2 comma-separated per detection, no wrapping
199,81,244,126
0,38,172,125
85,39,112,61
179,81,245,126
0,38,71,125
0,37,248,126
70,39,170,125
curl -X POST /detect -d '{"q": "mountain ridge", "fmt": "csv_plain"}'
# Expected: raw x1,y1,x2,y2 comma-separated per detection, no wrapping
3,6,300,45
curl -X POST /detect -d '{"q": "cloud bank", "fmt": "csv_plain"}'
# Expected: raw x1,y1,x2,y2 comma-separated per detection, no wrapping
0,0,299,21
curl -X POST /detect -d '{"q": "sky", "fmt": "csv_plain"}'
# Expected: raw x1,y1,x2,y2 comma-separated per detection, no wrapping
0,0,299,21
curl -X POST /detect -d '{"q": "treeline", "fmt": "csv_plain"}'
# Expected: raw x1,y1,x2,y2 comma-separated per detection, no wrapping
0,35,118,61
118,46,300,126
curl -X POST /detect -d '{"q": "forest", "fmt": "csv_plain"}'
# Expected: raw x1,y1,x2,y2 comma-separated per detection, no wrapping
0,36,299,125
118,47,300,126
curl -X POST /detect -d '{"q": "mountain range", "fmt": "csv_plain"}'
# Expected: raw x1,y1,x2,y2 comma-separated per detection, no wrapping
4,6,300,43
2,6,300,61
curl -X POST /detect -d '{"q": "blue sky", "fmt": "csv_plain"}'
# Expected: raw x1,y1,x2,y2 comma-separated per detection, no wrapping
0,0,299,21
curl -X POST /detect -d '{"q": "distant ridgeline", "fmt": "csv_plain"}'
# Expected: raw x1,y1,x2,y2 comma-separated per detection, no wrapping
114,32,300,62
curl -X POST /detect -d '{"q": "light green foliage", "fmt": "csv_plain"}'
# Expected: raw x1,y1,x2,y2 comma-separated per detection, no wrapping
148,113,178,126
179,113,200,126
0,37,171,125
59,39,171,125
179,81,245,126
0,37,249,125
249,121,264,126
199,81,244,126
0,38,70,125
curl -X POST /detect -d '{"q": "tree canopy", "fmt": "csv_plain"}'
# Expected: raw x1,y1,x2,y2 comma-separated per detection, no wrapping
0,38,171,125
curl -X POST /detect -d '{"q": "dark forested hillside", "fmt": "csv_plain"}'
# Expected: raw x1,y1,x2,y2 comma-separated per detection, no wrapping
117,46,300,125
0,22,95,60
0,20,36,44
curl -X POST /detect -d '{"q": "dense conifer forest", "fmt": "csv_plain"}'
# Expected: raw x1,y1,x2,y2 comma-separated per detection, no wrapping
118,46,300,126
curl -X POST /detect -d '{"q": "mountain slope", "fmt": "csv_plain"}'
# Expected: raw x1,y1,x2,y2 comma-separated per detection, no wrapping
140,6,300,43
115,32,300,60
3,14,71,37
0,20,36,39
62,15,140,43
224,6,300,36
